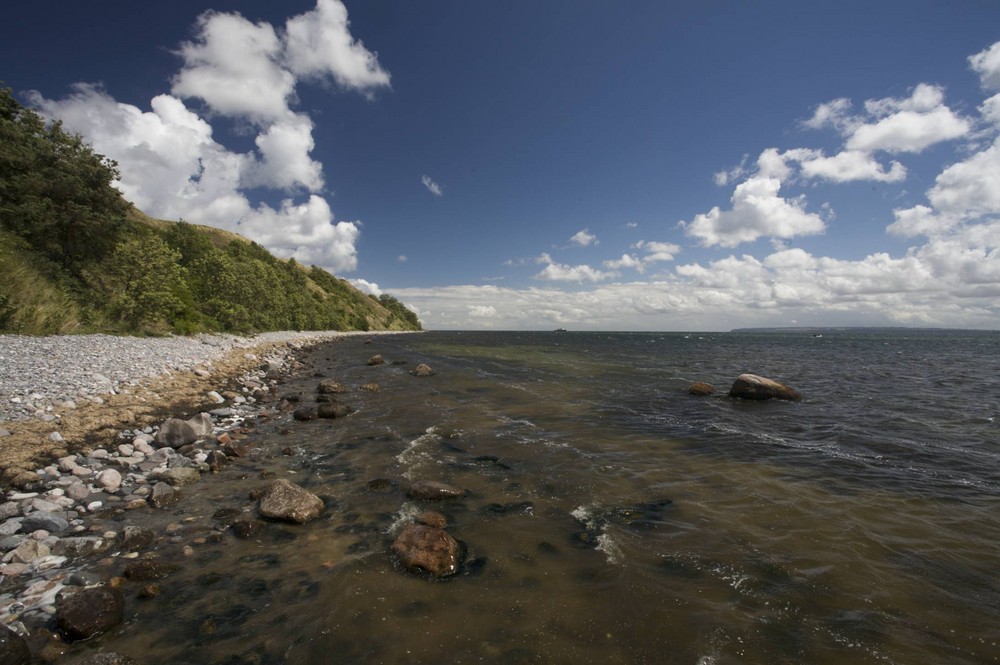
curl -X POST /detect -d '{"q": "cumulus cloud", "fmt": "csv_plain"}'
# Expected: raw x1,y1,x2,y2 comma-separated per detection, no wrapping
969,41,1000,91
27,1,387,274
603,254,645,271
421,175,443,196
569,229,598,247
680,176,826,248
534,253,617,282
349,278,382,296
283,0,391,91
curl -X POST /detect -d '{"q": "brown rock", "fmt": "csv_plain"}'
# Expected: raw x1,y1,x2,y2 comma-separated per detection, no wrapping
412,363,434,377
367,355,385,366
391,524,460,577
221,442,249,458
317,402,354,419
56,586,125,641
256,479,324,524
123,560,178,581
360,383,380,392
292,406,318,421
317,379,348,394
689,382,715,396
415,511,448,529
231,519,265,539
407,480,466,501
0,623,30,665
728,373,802,401
148,482,177,509
206,450,228,472
118,526,155,551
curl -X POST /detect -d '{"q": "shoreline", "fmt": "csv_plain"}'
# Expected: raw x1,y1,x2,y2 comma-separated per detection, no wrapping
0,331,407,489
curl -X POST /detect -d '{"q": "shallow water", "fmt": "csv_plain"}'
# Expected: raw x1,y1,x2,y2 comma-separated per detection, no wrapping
63,330,1000,664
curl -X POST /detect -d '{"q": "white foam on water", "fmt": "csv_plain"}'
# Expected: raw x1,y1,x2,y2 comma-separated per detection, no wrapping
570,504,597,529
595,530,624,566
396,426,442,479
385,502,421,535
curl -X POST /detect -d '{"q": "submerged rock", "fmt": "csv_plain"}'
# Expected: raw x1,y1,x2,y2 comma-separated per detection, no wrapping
415,511,448,529
256,479,324,524
56,586,125,641
407,480,466,501
292,406,318,422
367,355,385,366
317,379,348,394
412,364,434,377
728,374,801,401
0,623,31,665
391,524,459,577
317,402,354,419
688,382,715,396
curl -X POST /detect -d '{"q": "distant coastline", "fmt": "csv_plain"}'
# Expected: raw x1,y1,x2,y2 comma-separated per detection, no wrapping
729,326,998,334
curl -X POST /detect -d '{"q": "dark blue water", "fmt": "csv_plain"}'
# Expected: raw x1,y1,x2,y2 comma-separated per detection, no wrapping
78,330,1000,664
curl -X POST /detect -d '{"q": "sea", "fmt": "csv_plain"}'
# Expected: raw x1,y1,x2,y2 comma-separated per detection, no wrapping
73,329,1000,664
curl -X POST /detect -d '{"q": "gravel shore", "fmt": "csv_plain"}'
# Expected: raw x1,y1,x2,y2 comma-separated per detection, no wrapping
0,331,375,424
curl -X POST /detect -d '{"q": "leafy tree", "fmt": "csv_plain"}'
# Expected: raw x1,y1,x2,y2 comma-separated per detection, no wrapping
0,86,129,273
106,235,187,330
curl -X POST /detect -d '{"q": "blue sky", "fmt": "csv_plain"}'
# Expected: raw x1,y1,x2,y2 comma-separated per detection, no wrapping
4,1,1000,330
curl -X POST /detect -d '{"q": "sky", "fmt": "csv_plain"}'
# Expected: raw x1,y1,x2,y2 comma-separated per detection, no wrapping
3,1,1000,331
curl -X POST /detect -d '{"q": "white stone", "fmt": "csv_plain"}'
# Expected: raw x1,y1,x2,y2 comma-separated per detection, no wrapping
86,501,103,512
48,432,64,443
207,391,225,404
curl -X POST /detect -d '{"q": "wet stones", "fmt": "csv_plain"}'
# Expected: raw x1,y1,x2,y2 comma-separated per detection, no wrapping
412,364,434,377
123,560,178,581
55,586,125,641
118,526,155,551
407,480,466,501
391,524,460,577
367,355,385,366
415,511,448,529
156,467,201,487
149,482,178,509
255,479,323,524
231,519,265,539
317,379,347,394
292,406,318,421
729,373,802,401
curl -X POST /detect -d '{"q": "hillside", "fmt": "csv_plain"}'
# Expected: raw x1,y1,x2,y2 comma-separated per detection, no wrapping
0,86,420,335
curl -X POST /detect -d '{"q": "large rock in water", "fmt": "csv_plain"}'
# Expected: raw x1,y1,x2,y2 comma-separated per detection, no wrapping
407,480,466,501
155,419,197,448
392,524,460,577
56,586,125,641
256,479,324,524
0,622,31,665
728,374,801,401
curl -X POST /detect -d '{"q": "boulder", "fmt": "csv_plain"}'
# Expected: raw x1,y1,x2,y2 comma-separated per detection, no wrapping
256,479,323,524
292,406,318,422
317,379,348,394
415,511,448,529
205,450,228,473
728,374,802,401
154,419,198,448
317,402,354,419
186,413,214,437
20,512,69,534
407,480,466,501
56,586,125,641
0,623,30,665
119,526,155,551
148,482,177,509
367,355,385,366
412,364,434,377
157,467,200,487
95,469,122,492
391,524,460,577
688,382,715,396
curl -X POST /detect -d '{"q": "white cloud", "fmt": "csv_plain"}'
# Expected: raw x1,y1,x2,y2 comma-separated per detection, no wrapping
398,255,408,263
636,240,681,263
350,278,381,296
603,254,645,272
680,176,826,248
925,136,1000,217
969,40,1000,91
846,84,970,153
246,112,324,191
802,97,855,132
283,0,391,91
797,149,906,183
469,305,498,317
535,253,617,282
569,228,598,247
26,1,384,275
421,175,443,196
172,11,293,122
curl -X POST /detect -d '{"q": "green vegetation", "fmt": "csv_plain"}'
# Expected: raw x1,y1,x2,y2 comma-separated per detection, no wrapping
0,86,421,335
